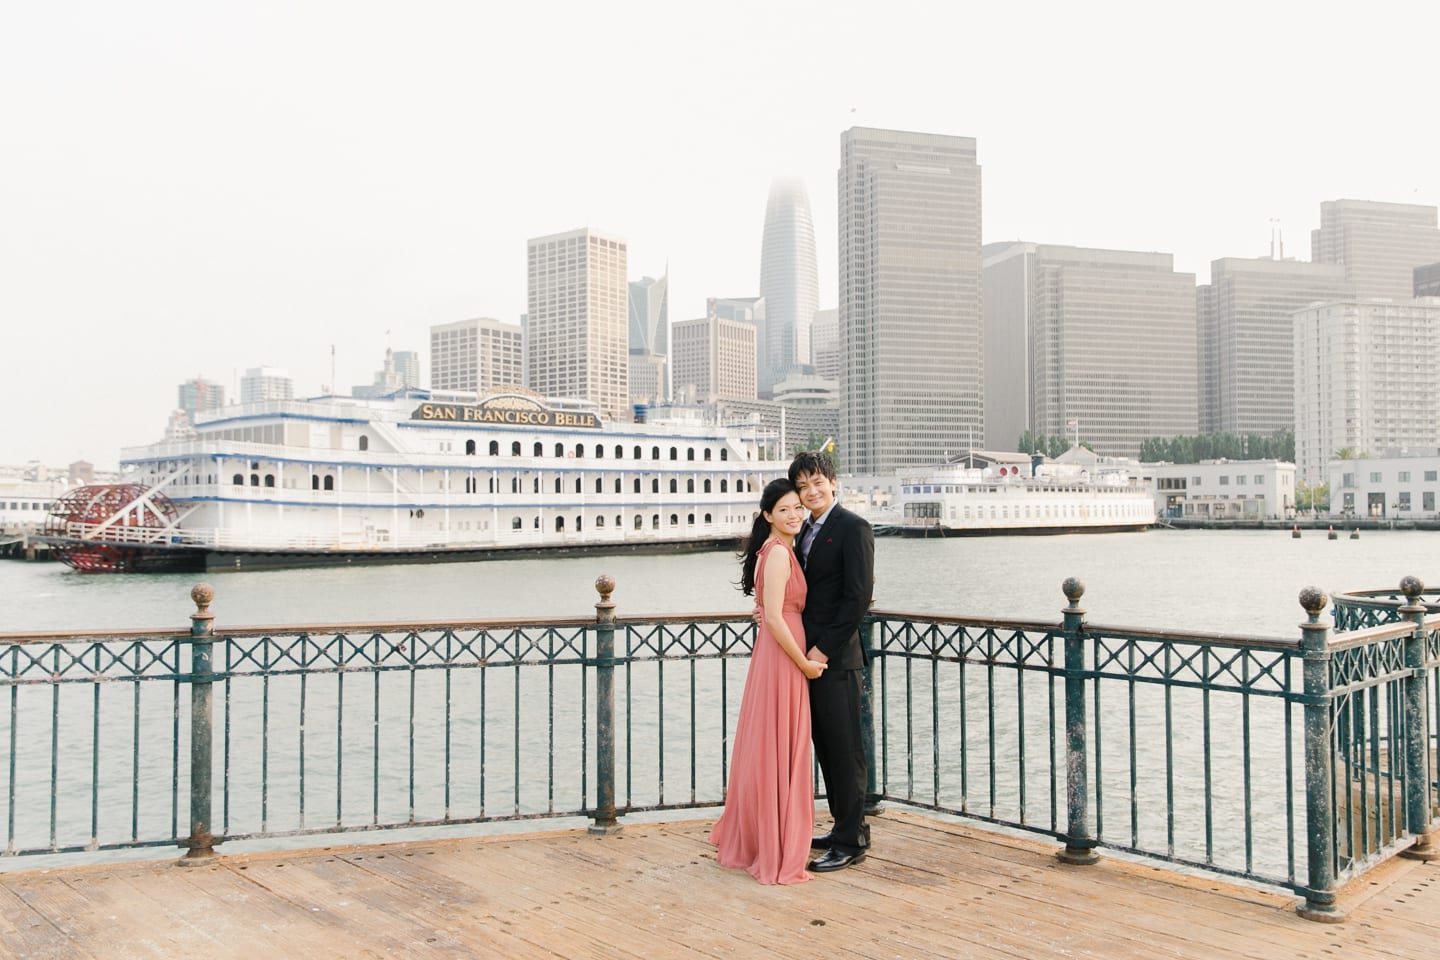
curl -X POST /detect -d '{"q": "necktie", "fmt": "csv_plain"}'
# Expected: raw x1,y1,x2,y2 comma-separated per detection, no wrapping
799,519,814,566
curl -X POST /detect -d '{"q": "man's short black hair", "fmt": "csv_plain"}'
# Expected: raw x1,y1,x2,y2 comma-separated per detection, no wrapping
788,450,837,485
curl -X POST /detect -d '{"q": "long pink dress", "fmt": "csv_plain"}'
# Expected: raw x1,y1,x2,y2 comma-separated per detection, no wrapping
709,539,813,884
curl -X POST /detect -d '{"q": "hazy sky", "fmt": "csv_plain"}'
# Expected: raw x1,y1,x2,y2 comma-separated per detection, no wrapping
4,1,1437,469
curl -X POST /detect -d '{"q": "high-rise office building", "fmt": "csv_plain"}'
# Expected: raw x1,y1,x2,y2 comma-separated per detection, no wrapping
629,273,669,404
759,178,819,395
430,318,523,394
526,228,629,419
240,366,293,404
1415,262,1440,297
353,348,423,398
1196,257,1350,435
985,243,1197,458
839,127,983,474
1311,200,1440,300
178,378,225,422
671,314,757,403
1294,298,1440,486
811,308,839,380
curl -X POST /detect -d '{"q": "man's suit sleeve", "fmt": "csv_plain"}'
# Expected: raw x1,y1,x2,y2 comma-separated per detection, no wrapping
815,512,875,660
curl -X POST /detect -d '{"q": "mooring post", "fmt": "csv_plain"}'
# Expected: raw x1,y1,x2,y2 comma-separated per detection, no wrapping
1057,577,1098,865
179,583,217,864
1398,576,1438,861
589,575,621,835
1296,586,1343,922
861,614,882,815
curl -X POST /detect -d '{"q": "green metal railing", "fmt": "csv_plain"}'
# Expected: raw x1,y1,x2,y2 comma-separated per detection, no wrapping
2,575,1437,923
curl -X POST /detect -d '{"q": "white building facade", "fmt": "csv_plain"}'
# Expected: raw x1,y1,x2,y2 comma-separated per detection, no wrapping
1329,453,1440,519
1294,298,1440,486
1142,459,1295,520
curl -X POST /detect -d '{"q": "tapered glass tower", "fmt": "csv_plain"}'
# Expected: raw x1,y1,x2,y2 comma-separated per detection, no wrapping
759,178,819,396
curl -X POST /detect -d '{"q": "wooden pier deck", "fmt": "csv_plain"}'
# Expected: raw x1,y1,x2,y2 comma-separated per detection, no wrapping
2,809,1436,959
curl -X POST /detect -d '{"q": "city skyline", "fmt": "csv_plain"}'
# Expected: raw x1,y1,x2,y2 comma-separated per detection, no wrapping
4,3,1438,467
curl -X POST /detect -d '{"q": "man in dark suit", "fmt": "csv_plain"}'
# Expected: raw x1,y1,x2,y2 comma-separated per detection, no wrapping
790,450,874,872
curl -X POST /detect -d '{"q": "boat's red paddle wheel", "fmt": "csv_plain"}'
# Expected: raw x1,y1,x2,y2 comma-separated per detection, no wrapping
43,484,188,572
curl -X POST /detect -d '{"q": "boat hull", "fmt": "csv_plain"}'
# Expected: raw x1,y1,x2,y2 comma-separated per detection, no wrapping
887,522,1150,538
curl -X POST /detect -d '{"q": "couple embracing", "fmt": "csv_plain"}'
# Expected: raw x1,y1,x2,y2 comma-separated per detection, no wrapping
709,449,875,884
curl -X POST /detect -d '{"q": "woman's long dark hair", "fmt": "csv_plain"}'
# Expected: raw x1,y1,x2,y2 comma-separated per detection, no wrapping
739,478,798,596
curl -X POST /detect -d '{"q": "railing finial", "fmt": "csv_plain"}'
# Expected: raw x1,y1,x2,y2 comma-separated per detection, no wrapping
1298,586,1328,621
191,582,215,617
595,574,615,605
1400,575,1425,601
1062,577,1085,606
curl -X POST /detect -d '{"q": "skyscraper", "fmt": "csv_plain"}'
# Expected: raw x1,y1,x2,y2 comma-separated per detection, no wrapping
240,367,293,404
1311,199,1440,300
759,178,819,396
1196,257,1350,435
526,228,629,419
628,273,669,404
430,318,523,394
178,377,225,422
839,127,982,474
811,308,839,380
985,243,1198,458
671,313,757,403
1294,298,1440,486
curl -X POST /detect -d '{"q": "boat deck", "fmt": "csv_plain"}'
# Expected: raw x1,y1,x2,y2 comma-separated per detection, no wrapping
2,809,1436,958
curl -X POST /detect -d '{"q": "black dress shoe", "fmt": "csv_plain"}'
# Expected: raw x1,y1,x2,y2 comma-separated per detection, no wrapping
811,833,832,849
808,848,866,872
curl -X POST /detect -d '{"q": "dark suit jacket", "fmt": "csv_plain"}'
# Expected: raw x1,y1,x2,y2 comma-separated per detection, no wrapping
800,504,875,671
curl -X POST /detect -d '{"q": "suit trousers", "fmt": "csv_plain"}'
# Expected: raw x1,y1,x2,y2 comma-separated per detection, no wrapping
810,665,870,854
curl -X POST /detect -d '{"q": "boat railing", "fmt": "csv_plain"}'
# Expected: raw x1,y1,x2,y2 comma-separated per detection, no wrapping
2,575,1436,923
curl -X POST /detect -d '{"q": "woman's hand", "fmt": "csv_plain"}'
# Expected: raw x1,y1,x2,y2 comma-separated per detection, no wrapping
801,659,827,680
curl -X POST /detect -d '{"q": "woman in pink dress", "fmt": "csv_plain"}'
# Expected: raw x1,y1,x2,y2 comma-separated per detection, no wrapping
710,478,827,884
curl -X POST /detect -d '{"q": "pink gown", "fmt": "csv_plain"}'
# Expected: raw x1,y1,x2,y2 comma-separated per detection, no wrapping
709,539,813,884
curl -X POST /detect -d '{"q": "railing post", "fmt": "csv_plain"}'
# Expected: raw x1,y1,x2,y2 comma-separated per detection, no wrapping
861,614,882,815
1057,577,1098,865
179,583,217,864
1297,586,1344,922
1398,575,1438,861
589,574,621,835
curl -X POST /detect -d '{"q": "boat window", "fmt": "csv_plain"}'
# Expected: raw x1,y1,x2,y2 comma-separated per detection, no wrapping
324,476,334,491
359,435,369,451
652,479,659,493
555,443,564,457
687,513,694,525
311,475,318,490
264,475,275,488
686,449,694,461
720,479,727,493
704,513,712,524
575,478,581,493
670,447,678,460
596,478,603,494
575,517,582,532
556,517,565,532
703,479,711,493
512,478,520,493
250,474,259,486
490,441,499,456
720,449,728,461
634,446,642,459
534,517,540,528
634,515,643,530
535,442,544,456
555,477,562,493
669,479,677,493
686,479,694,493
466,440,476,455
670,513,678,526
234,474,244,486
614,478,621,493
651,446,660,460
490,477,496,493
614,515,621,528
634,478,641,493
704,449,712,461
577,444,586,458
512,517,522,530
615,445,623,459
652,514,659,529
533,477,539,493
596,516,604,528
512,442,521,456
